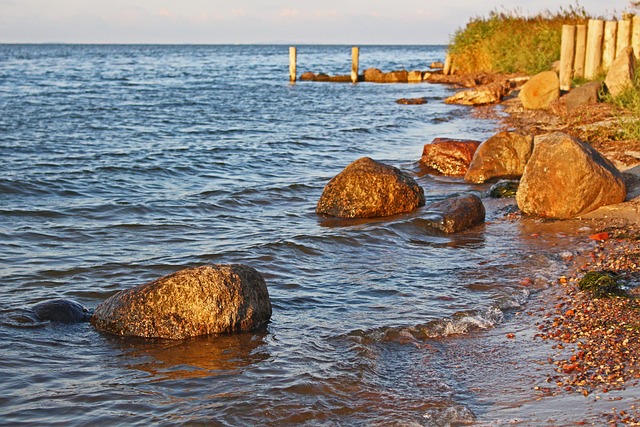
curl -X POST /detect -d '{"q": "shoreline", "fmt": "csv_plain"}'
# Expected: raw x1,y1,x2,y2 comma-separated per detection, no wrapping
448,75,640,425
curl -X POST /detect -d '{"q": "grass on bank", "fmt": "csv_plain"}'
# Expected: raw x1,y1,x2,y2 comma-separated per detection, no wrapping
448,6,590,75
603,73,640,140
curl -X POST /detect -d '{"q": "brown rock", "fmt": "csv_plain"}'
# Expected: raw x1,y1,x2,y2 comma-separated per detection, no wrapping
605,46,636,97
422,194,486,234
564,81,603,112
396,97,428,105
328,75,352,83
316,157,425,218
408,70,424,83
464,131,534,184
363,68,384,82
91,264,272,339
516,132,627,218
299,72,316,81
430,61,444,69
518,70,560,110
420,138,481,176
444,82,507,105
383,70,409,83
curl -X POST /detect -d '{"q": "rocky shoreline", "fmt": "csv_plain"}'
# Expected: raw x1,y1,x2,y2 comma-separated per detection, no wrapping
442,71,640,424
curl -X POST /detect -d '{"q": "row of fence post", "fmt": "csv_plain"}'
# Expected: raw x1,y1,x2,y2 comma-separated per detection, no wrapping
560,16,640,90
289,46,360,83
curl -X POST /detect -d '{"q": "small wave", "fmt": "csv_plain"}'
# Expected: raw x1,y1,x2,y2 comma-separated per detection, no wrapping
344,289,529,345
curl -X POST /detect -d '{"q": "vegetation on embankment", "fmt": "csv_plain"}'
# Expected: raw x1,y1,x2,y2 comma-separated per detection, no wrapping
447,6,591,74
603,73,640,140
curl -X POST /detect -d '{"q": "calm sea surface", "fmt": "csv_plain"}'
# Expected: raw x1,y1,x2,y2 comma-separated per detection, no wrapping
0,45,586,426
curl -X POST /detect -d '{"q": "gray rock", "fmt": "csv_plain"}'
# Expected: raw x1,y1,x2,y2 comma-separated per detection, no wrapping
564,81,604,112
422,194,486,234
32,299,92,324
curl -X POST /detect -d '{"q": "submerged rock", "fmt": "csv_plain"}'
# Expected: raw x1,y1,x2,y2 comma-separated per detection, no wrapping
464,131,534,184
316,157,425,218
420,138,481,176
516,132,626,218
32,299,92,324
422,194,485,234
396,97,428,105
91,264,272,339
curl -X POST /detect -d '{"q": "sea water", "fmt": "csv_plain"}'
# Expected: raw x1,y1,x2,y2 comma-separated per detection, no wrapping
0,44,585,425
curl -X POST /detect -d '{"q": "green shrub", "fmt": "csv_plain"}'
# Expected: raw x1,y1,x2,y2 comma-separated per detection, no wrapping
448,6,590,74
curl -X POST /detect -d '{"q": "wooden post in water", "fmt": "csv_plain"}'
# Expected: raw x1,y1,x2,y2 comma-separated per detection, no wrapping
574,24,587,79
585,19,604,80
351,47,359,83
289,46,297,83
560,25,576,91
602,20,618,72
632,15,640,60
616,19,632,58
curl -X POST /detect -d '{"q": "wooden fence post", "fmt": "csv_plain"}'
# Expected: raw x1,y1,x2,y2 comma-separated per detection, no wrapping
616,19,632,58
602,20,618,72
351,47,359,83
289,46,297,83
585,19,604,80
633,15,640,60
443,54,452,75
560,25,576,91
574,24,587,79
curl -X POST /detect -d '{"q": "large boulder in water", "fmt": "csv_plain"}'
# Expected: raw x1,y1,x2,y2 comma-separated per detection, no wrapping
420,138,481,176
316,157,425,218
464,131,534,184
516,132,627,219
518,70,560,110
422,194,486,234
32,299,92,323
91,264,272,339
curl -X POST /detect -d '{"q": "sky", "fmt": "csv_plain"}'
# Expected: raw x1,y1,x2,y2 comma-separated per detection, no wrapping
0,0,633,45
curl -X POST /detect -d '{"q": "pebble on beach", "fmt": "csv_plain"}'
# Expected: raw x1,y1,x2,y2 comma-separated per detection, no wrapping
534,227,640,424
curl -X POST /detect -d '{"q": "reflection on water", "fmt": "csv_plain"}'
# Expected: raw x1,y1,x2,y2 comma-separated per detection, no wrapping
105,331,270,381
